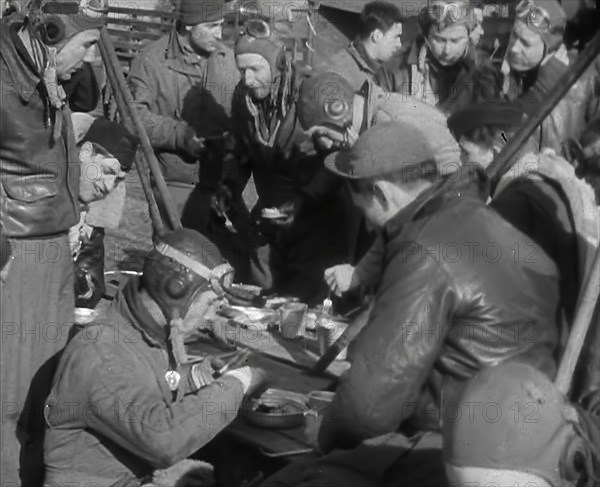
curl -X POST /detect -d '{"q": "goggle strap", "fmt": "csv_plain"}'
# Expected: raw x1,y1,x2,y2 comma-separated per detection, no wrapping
155,243,212,281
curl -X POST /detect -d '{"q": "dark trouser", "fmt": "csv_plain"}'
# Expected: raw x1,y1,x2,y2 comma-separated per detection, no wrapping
262,432,446,487
267,196,351,307
1,233,75,487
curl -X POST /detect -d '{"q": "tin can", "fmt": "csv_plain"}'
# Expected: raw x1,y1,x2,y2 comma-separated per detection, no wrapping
317,319,347,360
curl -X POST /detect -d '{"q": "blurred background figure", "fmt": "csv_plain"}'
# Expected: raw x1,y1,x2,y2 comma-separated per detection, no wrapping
400,0,500,113
502,0,600,155
312,1,405,92
127,0,241,270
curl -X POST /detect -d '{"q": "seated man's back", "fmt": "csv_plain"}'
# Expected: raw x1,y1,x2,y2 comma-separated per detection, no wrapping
317,122,561,452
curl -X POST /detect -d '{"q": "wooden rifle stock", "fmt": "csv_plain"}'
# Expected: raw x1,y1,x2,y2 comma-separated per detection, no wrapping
98,28,182,234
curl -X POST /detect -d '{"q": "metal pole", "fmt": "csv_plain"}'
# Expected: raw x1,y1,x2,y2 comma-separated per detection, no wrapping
97,38,165,237
486,29,600,181
555,244,600,395
99,27,183,232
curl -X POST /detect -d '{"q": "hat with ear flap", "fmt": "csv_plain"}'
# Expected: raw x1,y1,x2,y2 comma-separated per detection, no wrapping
141,229,225,323
443,361,599,487
418,0,476,37
31,0,107,49
234,19,287,78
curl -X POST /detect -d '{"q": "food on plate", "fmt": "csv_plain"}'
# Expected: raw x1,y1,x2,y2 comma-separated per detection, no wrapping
264,296,300,309
217,305,280,331
229,283,262,297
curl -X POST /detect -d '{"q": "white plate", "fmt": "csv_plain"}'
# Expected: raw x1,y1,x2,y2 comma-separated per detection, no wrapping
261,207,286,219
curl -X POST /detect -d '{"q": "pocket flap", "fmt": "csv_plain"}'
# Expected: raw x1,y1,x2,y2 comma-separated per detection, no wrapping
3,177,59,203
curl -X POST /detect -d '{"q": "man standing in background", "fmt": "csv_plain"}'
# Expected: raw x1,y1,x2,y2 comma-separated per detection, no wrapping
128,0,241,268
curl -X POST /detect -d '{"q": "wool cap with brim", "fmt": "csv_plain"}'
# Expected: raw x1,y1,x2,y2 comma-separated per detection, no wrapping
372,95,462,178
179,0,227,26
443,361,586,487
82,118,140,171
325,121,436,179
447,102,527,139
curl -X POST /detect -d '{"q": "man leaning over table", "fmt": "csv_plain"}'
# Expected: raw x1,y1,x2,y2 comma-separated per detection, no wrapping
262,120,562,486
43,228,268,485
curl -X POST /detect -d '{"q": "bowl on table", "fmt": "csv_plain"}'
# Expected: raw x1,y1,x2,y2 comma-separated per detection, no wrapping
307,390,335,413
241,388,309,429
217,305,280,331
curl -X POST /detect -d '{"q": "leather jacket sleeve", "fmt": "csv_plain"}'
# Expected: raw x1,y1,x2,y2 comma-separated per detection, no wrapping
318,241,456,452
128,52,189,153
354,233,385,288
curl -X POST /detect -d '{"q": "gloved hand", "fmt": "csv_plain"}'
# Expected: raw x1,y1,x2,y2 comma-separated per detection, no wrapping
264,197,305,228
211,181,235,219
189,359,218,390
74,227,106,309
225,366,269,398
324,264,361,297
182,126,206,159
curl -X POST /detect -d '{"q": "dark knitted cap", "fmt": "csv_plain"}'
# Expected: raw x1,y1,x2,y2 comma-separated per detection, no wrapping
447,102,527,139
81,118,139,171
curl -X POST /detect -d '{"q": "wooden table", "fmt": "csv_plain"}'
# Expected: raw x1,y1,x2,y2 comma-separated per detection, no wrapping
187,319,349,457
99,281,349,458
96,278,350,478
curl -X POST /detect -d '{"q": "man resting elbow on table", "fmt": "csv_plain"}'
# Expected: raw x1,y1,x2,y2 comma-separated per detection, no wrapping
43,229,267,486
263,120,561,486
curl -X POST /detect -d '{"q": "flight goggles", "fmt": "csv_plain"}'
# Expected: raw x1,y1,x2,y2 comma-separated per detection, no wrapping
239,18,271,40
516,0,552,32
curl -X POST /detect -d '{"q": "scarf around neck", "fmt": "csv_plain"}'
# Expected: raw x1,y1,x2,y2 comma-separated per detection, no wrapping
17,24,66,143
